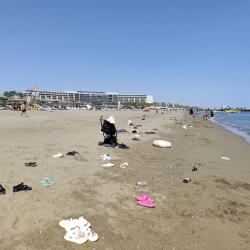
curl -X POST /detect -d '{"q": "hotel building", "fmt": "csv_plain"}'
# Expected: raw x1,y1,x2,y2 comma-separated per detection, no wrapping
23,90,154,105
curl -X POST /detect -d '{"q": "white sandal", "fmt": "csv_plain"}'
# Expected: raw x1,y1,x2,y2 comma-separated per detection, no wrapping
74,216,91,229
64,226,88,244
102,162,114,167
59,218,76,231
82,227,99,242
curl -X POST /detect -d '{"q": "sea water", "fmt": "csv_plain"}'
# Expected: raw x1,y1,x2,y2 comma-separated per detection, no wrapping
213,112,250,144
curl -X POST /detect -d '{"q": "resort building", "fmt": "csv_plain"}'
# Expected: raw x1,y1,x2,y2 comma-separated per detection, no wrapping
0,96,8,105
23,90,154,105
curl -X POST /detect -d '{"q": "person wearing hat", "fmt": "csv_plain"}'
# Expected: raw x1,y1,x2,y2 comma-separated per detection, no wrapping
100,115,117,146
106,116,116,124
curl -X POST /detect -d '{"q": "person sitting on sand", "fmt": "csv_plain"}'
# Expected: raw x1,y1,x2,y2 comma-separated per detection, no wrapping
20,101,27,117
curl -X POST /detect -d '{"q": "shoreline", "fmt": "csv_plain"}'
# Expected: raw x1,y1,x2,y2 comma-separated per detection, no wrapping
197,111,250,144
214,120,250,144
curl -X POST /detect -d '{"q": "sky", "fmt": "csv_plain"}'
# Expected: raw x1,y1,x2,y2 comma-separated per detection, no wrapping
0,0,249,107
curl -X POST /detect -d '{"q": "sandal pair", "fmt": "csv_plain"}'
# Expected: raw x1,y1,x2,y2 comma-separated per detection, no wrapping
136,195,156,208
13,182,32,192
25,162,37,167
59,217,99,244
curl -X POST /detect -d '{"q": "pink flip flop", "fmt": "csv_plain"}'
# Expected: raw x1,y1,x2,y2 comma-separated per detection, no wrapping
137,200,156,208
136,195,155,203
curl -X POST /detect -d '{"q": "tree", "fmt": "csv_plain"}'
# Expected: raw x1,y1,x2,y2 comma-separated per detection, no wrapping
3,91,24,98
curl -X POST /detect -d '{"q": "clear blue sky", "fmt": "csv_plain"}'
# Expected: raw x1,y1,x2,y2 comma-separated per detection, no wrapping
0,0,249,107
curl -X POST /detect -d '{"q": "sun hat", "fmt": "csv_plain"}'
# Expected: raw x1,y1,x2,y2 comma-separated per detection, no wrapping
107,116,116,124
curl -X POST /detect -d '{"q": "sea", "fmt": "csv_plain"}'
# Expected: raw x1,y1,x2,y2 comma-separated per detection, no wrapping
210,112,250,144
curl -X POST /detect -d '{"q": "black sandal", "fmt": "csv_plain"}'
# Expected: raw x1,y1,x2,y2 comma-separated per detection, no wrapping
13,182,32,192
0,185,6,195
25,162,37,167
66,151,79,156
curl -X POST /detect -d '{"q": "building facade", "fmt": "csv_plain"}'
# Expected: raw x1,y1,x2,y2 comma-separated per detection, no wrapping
23,90,154,105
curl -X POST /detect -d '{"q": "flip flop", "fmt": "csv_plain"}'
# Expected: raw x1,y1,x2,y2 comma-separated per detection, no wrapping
102,163,114,167
41,178,55,187
25,162,37,167
120,162,128,169
100,154,111,161
137,200,155,208
136,195,155,203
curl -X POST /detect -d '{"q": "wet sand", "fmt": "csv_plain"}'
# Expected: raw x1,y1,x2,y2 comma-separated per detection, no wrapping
0,110,249,250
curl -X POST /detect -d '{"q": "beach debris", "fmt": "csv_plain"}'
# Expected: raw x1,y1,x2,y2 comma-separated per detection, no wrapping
220,156,231,161
102,143,114,148
183,178,192,183
145,131,156,134
136,181,148,186
59,216,99,244
120,162,128,169
188,125,193,128
117,128,127,133
66,151,79,156
153,140,172,148
182,125,188,130
52,153,64,158
192,166,198,171
41,177,55,187
152,128,158,131
64,227,88,244
118,143,129,149
102,162,114,167
192,164,198,171
132,134,140,141
25,161,37,167
13,182,32,192
0,184,6,195
100,153,111,161
136,195,155,208
131,129,138,134
128,120,133,126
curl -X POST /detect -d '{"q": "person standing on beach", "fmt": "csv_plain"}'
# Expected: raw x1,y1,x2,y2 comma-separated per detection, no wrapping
189,107,194,117
210,110,214,119
203,111,208,120
20,101,27,117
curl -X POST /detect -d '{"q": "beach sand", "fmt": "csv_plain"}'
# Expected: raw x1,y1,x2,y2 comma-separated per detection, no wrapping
0,110,249,250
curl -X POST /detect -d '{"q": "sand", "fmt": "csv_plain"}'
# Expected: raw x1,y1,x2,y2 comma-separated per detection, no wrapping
0,110,249,250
